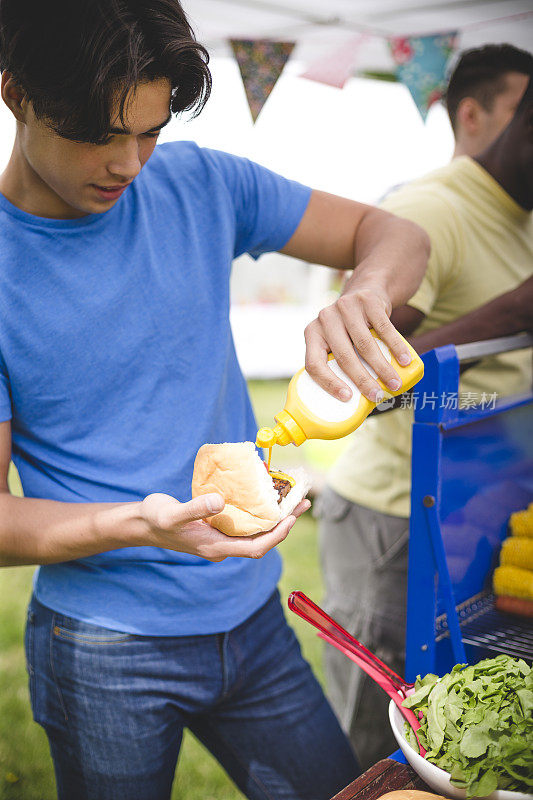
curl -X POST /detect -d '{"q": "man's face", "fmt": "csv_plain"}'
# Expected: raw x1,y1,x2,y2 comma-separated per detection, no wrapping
477,71,530,150
19,78,172,217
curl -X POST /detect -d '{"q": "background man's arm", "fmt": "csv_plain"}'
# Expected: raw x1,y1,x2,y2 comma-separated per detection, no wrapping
390,275,533,354
373,277,533,414
0,421,308,567
281,189,430,402
389,305,425,337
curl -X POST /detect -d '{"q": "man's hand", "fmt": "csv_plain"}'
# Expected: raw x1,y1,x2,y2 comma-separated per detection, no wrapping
140,492,311,562
304,280,413,403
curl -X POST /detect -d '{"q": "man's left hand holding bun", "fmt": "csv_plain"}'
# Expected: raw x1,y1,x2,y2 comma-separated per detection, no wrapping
140,463,310,562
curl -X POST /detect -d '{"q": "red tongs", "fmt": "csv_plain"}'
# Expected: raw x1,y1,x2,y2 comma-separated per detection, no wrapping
288,590,426,757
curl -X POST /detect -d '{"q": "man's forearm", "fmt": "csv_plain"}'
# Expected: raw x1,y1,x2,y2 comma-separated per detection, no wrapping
349,209,430,308
412,283,532,354
0,493,147,567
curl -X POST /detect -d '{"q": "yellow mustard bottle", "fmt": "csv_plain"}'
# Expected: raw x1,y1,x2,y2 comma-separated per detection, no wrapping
256,329,424,450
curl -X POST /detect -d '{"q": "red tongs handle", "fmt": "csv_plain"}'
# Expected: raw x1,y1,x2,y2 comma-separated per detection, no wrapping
288,591,426,757
288,590,405,691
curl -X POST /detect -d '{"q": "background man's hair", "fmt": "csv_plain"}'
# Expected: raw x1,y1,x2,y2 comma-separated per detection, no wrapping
445,44,533,132
0,0,212,143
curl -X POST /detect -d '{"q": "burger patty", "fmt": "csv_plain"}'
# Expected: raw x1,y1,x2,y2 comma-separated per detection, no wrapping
273,477,292,503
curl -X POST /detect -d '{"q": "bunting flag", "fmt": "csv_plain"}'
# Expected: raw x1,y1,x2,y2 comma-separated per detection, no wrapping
300,35,366,89
230,39,295,123
389,31,458,120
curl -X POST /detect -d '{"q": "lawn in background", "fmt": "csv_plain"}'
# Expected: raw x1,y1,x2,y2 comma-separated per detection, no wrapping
0,381,328,800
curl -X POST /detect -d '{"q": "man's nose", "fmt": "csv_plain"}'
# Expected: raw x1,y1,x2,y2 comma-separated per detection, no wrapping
106,139,142,182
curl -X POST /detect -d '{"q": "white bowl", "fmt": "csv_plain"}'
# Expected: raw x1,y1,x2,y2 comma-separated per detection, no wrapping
389,699,533,800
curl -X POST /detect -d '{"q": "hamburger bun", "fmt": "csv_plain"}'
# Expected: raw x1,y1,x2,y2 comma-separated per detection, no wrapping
192,442,310,536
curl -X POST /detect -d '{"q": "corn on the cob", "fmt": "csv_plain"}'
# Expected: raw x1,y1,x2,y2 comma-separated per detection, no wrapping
500,537,533,570
493,565,533,600
509,508,533,537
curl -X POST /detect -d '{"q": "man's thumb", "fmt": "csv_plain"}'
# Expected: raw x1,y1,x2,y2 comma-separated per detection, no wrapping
176,493,225,525
164,492,224,528
142,492,225,529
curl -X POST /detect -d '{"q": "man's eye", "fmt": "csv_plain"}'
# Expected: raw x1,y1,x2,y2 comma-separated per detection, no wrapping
143,131,161,139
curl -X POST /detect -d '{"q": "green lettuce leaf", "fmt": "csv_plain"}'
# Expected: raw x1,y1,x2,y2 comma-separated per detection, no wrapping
402,655,533,797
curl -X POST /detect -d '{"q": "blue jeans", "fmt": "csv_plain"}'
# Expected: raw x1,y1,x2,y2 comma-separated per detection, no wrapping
25,591,359,800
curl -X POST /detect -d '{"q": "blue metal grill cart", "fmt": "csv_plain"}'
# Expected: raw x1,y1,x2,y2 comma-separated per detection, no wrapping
405,333,533,681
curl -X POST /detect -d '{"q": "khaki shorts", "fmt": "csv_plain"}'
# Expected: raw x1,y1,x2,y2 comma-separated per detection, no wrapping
316,486,409,770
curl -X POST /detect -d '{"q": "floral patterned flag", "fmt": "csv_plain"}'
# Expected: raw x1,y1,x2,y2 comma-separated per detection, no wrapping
300,35,366,89
389,31,458,120
230,39,295,123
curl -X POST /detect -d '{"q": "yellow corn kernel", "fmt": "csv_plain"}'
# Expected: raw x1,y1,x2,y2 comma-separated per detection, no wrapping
500,537,533,570
509,508,533,538
493,565,533,601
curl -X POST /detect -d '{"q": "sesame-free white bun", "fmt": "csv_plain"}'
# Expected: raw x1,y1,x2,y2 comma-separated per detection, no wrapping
191,442,310,536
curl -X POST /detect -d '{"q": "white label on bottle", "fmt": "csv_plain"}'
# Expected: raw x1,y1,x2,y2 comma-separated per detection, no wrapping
296,339,391,424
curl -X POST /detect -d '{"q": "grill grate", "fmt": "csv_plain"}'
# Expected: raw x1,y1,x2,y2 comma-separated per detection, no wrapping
436,592,533,662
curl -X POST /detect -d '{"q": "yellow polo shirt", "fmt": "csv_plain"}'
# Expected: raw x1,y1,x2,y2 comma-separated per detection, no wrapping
328,157,532,518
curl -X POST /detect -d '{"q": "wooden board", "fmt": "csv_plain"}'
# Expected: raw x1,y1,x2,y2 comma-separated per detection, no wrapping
331,758,431,800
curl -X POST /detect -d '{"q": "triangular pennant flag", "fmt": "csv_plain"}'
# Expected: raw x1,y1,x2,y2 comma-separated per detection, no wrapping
300,35,366,89
230,39,295,123
389,31,458,121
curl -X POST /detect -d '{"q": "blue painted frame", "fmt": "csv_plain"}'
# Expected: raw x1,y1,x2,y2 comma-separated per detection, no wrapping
405,344,533,681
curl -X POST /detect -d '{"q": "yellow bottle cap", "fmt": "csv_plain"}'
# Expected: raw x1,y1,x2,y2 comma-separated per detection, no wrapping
256,427,278,448
273,411,306,446
256,416,305,447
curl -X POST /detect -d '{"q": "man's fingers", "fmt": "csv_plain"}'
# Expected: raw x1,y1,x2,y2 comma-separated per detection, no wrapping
315,307,382,402
143,492,225,530
367,308,412,368
173,493,225,525
292,499,311,518
343,317,402,393
252,515,297,555
335,296,404,392
202,498,311,561
220,514,297,560
304,322,353,401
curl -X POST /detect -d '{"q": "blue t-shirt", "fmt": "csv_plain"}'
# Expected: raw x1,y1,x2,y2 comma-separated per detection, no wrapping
0,142,311,635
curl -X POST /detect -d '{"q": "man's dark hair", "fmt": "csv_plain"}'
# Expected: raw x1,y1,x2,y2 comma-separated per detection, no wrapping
445,44,533,132
0,0,211,144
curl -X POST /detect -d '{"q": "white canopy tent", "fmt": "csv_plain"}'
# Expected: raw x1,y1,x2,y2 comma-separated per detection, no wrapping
183,0,533,68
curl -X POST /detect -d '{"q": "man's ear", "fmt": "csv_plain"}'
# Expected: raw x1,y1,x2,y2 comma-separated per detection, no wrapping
456,96,485,136
1,72,28,123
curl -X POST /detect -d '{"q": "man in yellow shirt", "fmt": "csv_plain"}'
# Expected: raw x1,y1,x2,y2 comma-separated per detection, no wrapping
319,52,533,769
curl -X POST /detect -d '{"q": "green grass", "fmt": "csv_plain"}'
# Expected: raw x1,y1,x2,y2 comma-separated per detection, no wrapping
0,382,326,800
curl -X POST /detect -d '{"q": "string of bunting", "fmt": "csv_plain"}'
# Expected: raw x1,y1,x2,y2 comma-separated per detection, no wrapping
225,10,532,123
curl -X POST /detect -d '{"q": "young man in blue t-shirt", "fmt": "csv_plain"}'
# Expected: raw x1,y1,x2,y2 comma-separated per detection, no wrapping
0,1,429,798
